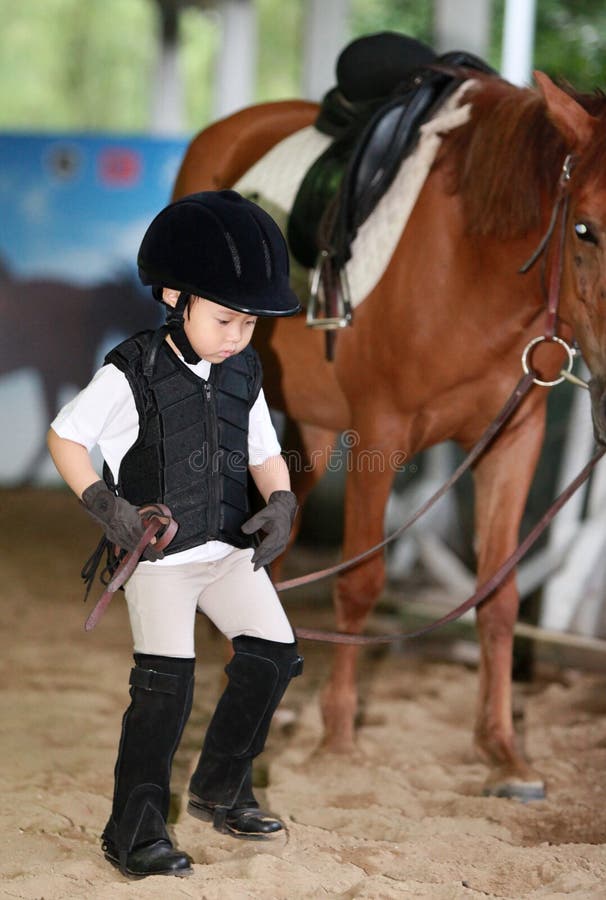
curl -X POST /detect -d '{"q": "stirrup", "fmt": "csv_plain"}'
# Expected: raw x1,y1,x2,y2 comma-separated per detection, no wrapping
307,250,353,330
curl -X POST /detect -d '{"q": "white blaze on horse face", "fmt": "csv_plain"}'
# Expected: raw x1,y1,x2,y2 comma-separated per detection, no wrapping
534,70,598,151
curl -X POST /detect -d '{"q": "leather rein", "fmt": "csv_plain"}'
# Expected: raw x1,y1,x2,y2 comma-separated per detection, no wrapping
279,153,606,644
84,504,177,631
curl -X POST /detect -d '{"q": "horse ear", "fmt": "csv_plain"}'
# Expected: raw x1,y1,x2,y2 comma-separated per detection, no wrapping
534,70,597,150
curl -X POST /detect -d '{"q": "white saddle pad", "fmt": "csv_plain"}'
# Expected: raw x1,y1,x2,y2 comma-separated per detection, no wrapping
235,81,474,308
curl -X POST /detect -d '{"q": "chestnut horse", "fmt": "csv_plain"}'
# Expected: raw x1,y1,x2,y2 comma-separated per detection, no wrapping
173,71,606,799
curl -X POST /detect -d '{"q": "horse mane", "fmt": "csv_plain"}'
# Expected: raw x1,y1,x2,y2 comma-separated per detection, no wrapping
441,74,606,239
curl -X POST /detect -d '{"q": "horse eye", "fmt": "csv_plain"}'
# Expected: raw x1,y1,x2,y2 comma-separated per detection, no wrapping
574,222,598,244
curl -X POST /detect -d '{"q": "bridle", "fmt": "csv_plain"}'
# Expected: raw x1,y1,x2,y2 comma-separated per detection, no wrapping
519,153,579,388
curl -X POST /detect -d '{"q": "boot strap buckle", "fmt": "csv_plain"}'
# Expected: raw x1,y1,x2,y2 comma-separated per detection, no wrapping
129,666,179,695
290,656,304,678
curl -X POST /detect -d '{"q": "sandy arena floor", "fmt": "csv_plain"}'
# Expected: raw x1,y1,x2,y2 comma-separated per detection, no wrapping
2,488,606,899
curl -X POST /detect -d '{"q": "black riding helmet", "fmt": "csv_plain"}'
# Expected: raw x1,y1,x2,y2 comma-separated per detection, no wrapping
138,189,301,317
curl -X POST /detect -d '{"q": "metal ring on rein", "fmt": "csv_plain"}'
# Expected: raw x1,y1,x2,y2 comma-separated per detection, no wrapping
521,335,582,388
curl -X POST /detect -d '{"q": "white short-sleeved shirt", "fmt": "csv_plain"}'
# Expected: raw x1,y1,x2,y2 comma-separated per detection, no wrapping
51,353,282,565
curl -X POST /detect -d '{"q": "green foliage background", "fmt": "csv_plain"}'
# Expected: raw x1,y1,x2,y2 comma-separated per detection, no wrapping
0,0,604,134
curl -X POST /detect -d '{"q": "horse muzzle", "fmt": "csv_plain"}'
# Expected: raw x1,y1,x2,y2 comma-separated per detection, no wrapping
588,376,606,445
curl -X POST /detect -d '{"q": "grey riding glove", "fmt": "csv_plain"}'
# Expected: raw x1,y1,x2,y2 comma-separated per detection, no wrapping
241,490,298,571
81,480,163,560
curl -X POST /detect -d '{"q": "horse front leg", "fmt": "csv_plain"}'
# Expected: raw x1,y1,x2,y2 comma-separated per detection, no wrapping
320,454,396,752
472,402,547,799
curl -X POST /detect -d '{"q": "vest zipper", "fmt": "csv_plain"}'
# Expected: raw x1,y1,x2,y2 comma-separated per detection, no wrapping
204,381,220,537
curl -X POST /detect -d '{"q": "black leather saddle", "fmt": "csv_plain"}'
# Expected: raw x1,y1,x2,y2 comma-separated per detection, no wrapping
288,40,497,274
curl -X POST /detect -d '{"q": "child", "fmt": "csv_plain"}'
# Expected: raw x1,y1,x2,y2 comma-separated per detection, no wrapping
47,190,304,879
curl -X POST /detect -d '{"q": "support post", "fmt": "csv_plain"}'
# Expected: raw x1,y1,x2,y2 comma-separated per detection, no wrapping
301,0,350,101
213,0,257,119
500,0,537,85
151,0,186,135
433,0,492,58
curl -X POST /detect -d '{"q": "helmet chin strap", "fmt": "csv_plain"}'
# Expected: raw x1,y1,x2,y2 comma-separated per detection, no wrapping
144,289,201,376
165,291,201,364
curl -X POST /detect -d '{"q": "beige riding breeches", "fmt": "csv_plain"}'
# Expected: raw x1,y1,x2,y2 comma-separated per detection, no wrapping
124,547,294,657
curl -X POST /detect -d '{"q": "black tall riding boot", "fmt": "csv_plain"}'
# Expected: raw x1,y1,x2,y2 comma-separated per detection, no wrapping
101,654,195,877
188,635,303,838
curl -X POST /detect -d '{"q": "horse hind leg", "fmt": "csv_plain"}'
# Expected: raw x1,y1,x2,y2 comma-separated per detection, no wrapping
270,419,337,579
284,419,338,514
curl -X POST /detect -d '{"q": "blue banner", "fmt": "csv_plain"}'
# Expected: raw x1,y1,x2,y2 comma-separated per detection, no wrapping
0,132,187,484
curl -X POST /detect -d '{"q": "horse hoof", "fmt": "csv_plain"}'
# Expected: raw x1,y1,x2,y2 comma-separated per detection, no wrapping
317,740,356,756
315,736,364,762
482,779,545,802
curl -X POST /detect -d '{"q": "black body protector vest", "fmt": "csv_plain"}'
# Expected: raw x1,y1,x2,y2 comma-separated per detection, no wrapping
103,331,263,555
